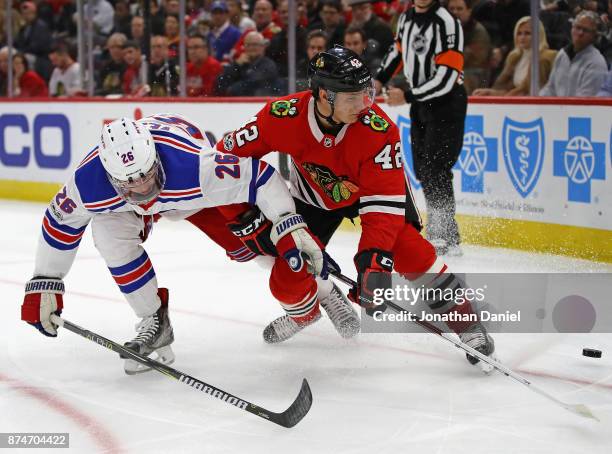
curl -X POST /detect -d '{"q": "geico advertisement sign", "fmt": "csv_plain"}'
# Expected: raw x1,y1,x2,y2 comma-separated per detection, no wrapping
0,103,264,183
0,113,71,171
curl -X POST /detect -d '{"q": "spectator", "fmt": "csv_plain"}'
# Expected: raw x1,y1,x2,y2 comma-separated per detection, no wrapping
305,0,323,24
267,0,307,78
216,31,279,95
97,33,128,96
448,0,492,94
540,11,608,96
12,52,48,97
149,0,166,35
304,30,328,61
471,0,530,82
14,1,52,80
0,47,13,96
227,0,256,31
122,40,147,96
83,0,115,39
540,4,572,50
308,0,345,47
54,0,78,39
194,18,212,37
131,0,165,35
295,0,311,27
474,17,556,96
48,40,82,97
296,29,328,90
131,16,145,47
472,0,530,50
343,26,381,73
347,0,394,58
165,0,181,15
186,0,206,25
252,0,281,37
0,0,23,47
209,1,242,61
149,35,179,96
232,0,281,59
113,0,133,37
186,34,222,96
597,0,612,64
597,68,612,96
165,14,181,60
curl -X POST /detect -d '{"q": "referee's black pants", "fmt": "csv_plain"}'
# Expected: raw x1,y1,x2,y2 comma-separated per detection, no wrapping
410,85,467,247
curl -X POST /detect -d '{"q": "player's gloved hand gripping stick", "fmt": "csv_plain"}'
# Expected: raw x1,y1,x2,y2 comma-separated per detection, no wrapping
229,207,330,278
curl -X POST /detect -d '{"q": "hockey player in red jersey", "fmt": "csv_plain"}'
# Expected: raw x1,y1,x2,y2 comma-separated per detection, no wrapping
218,46,495,365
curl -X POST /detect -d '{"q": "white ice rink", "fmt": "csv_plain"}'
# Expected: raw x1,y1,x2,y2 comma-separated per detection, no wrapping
1,200,611,454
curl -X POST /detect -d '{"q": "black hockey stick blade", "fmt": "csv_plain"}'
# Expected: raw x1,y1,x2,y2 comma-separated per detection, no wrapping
263,378,313,428
50,314,313,427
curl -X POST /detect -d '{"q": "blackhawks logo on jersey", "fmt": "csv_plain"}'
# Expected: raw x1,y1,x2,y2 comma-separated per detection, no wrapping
303,162,359,203
270,98,299,118
361,110,390,133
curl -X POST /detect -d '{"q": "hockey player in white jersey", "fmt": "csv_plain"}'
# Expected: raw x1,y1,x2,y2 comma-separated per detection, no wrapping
21,114,329,374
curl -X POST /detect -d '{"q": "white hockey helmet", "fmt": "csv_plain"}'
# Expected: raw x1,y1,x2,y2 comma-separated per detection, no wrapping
99,117,165,204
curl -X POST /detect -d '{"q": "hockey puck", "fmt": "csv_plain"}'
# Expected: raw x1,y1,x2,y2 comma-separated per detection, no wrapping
582,348,602,358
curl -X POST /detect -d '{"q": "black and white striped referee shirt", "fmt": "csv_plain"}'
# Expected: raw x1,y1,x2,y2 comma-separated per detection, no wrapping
376,3,464,102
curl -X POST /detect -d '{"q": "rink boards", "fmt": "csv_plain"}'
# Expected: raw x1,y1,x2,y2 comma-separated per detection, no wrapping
0,97,609,262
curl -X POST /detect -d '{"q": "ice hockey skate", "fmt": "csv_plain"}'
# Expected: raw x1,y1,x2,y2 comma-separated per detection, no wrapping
318,281,360,339
459,322,495,373
122,288,175,375
263,312,322,344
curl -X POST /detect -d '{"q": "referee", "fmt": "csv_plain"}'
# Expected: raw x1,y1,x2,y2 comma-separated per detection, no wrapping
375,0,467,256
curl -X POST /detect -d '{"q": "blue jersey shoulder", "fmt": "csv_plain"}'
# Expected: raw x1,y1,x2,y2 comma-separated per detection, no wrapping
74,147,126,212
151,131,203,203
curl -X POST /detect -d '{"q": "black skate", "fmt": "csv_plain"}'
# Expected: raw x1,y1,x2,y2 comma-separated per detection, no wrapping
263,312,321,344
121,288,175,375
459,322,495,373
319,282,360,339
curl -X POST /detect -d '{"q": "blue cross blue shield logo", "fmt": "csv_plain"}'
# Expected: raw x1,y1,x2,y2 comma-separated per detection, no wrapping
454,115,497,193
502,117,545,198
396,114,421,190
553,118,605,203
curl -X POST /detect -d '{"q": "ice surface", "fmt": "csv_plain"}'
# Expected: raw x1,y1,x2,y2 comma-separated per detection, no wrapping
1,201,611,453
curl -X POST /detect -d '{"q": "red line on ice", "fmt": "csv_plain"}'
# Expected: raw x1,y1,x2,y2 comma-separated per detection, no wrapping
3,277,611,392
0,372,123,453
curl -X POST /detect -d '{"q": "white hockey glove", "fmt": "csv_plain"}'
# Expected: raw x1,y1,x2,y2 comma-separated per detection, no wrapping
21,277,64,337
270,213,329,278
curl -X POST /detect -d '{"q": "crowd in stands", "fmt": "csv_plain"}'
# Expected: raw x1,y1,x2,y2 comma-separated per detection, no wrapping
0,0,610,98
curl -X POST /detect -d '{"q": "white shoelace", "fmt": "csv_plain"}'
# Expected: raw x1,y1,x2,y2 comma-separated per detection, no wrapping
133,315,160,343
272,316,300,340
460,330,486,349
321,288,354,324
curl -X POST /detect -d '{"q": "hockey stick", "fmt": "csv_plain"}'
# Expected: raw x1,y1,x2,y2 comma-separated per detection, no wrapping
328,271,599,422
50,314,312,428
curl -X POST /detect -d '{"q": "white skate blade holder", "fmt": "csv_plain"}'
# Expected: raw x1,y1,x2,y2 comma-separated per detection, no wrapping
124,345,175,375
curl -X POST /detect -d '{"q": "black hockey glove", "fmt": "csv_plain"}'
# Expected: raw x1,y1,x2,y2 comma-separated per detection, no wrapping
350,249,394,312
227,206,278,256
